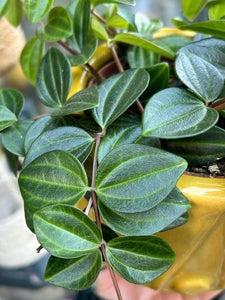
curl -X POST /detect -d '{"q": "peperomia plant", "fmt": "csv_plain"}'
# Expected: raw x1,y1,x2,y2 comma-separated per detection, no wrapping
0,0,225,299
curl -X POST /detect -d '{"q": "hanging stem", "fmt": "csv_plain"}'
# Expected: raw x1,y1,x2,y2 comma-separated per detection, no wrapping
209,98,225,112
31,113,50,120
110,45,145,114
91,131,123,300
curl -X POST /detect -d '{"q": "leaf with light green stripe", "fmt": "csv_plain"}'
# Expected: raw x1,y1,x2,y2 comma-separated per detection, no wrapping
34,204,102,258
45,251,102,290
162,126,225,167
143,88,219,139
115,33,175,59
91,0,135,7
127,46,159,68
36,47,72,108
20,37,44,85
24,0,53,23
98,188,190,236
0,106,17,131
52,87,99,117
37,6,73,42
1,119,34,157
92,69,149,129
106,235,175,284
96,144,187,213
18,150,88,231
23,126,94,168
182,0,207,21
0,89,24,118
175,52,224,103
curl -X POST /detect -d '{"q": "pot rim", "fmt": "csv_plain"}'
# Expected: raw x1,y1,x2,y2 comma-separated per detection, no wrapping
184,170,225,179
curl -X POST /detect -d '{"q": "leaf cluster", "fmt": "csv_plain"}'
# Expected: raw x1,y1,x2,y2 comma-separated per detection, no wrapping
0,0,225,295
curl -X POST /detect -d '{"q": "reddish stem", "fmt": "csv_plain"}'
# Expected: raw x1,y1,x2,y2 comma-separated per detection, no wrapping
209,98,225,112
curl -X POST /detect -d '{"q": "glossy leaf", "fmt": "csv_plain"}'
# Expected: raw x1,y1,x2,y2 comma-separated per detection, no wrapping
45,251,102,290
178,38,225,78
106,235,175,284
162,126,225,166
135,13,162,34
34,205,102,258
98,117,159,163
5,0,24,26
91,17,108,41
98,188,191,236
1,120,34,157
0,0,8,18
161,213,189,232
140,63,169,101
182,0,207,21
96,144,187,213
36,47,72,108
143,88,219,139
23,126,94,168
92,69,149,128
0,106,17,131
18,150,88,231
20,37,44,85
208,2,225,19
91,0,135,7
127,46,159,68
172,19,225,39
52,87,99,117
115,33,175,59
37,6,73,42
0,89,24,118
24,0,53,23
24,115,75,153
175,52,224,102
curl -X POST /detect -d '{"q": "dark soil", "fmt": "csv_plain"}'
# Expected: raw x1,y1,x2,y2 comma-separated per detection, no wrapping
188,157,225,177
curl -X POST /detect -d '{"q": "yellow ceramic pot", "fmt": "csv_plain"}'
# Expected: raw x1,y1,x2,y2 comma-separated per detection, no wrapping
147,173,225,296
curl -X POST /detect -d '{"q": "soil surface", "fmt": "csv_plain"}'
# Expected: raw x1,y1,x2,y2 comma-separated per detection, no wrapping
188,157,225,177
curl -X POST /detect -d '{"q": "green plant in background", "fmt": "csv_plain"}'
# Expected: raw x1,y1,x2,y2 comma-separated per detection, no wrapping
0,0,225,299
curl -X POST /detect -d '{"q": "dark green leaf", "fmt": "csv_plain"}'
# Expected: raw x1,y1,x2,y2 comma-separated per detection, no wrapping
68,34,97,66
37,6,73,42
98,117,159,163
98,188,191,236
0,89,24,118
20,37,44,85
135,13,162,34
24,115,75,153
5,0,24,26
36,47,72,108
127,46,159,68
106,235,175,284
178,38,225,78
159,36,192,52
140,63,169,102
91,0,135,7
175,52,224,102
23,126,94,168
91,17,108,41
92,69,149,128
142,88,219,138
18,150,88,231
0,0,8,18
52,87,99,117
24,0,53,23
2,147,18,176
0,106,17,131
182,0,208,21
76,115,99,133
1,119,34,157
45,251,102,290
34,204,102,258
101,224,118,243
115,33,175,59
161,212,189,232
161,126,225,167
96,144,187,213
172,19,225,39
208,2,225,19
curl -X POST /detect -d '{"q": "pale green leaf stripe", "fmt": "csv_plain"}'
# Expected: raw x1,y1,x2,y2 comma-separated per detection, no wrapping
45,251,102,290
25,0,53,23
0,89,24,118
115,33,175,59
0,106,17,131
96,144,187,213
33,205,101,258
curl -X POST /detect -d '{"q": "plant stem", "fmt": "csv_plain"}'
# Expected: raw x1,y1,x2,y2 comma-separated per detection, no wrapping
91,7,116,37
31,113,50,120
110,45,145,114
57,40,103,83
209,98,225,111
